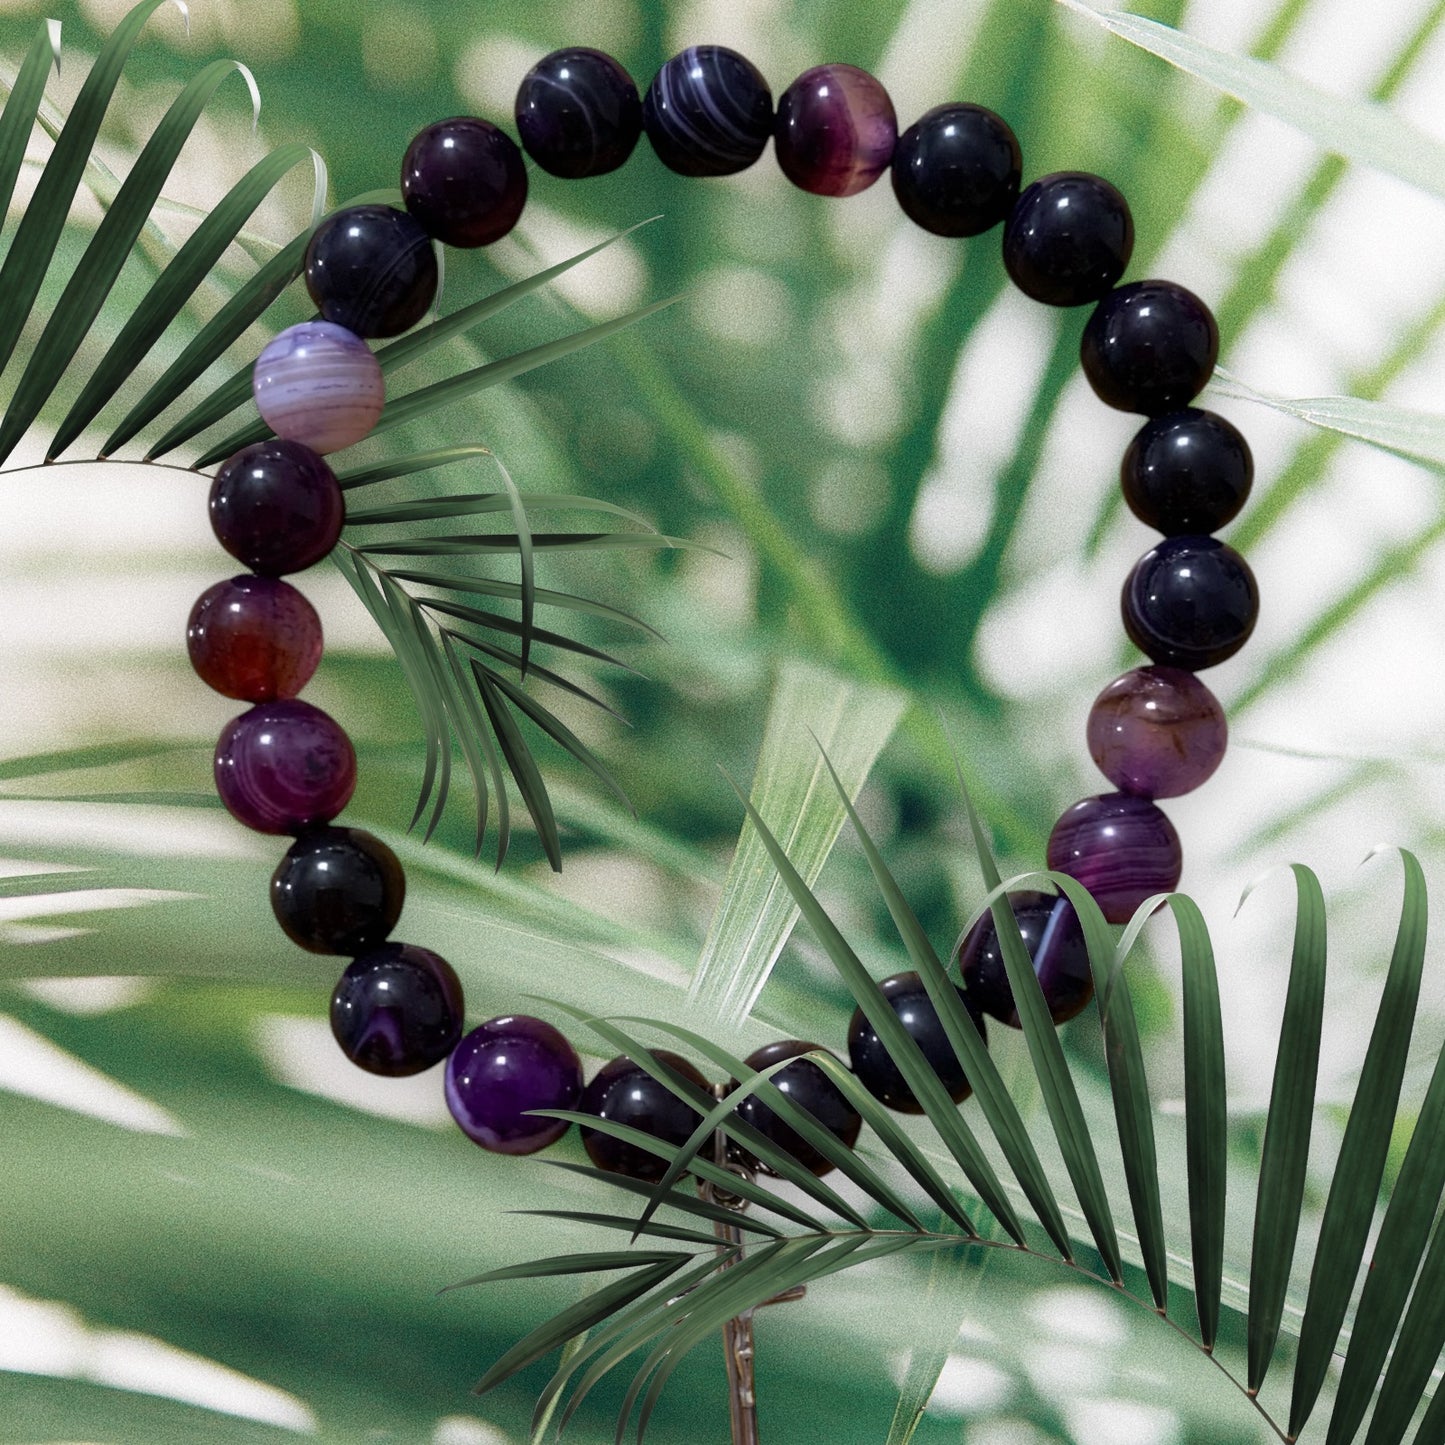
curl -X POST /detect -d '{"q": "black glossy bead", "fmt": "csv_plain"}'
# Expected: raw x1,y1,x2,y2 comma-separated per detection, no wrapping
330,942,464,1077
1122,535,1259,670
1122,408,1253,535
847,972,987,1114
954,892,1093,1028
209,440,344,576
401,117,527,249
580,1051,712,1182
303,205,437,340
730,1040,861,1178
890,103,1021,237
271,827,406,955
515,47,642,179
1081,280,1219,415
1002,171,1133,307
643,46,773,178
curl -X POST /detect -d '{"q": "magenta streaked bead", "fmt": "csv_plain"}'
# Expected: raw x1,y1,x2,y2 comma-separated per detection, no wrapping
445,1015,583,1155
252,321,384,455
955,892,1093,1028
187,575,322,701
331,942,464,1077
1046,793,1182,924
1087,666,1227,799
214,699,356,835
775,63,897,197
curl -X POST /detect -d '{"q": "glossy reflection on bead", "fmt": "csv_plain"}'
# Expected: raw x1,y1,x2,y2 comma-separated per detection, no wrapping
774,63,896,197
1087,666,1227,799
252,321,384,455
330,942,464,1077
730,1040,861,1177
955,893,1093,1028
847,972,986,1114
580,1050,711,1182
1081,280,1219,415
446,1015,583,1154
642,46,773,177
214,699,356,834
271,826,405,954
304,204,437,339
1002,171,1133,307
516,47,642,178
402,117,528,248
1122,408,1253,535
187,575,322,701
1046,794,1182,925
890,102,1020,237
209,440,344,576
1123,535,1259,670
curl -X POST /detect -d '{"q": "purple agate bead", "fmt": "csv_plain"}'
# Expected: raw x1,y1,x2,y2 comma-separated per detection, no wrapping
955,892,1093,1028
213,698,356,835
252,321,384,455
331,942,464,1077
445,1015,584,1155
187,575,322,701
1087,666,1227,799
1046,793,1182,925
209,439,344,576
775,63,897,197
401,116,528,248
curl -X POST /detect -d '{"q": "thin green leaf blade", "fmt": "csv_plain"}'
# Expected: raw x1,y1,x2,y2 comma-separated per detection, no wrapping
537,1161,783,1239
473,663,562,872
0,21,63,235
446,1251,685,1290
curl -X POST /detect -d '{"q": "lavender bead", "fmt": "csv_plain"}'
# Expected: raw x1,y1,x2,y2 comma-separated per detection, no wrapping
331,942,464,1077
445,1015,583,1154
214,698,356,835
1046,793,1182,925
775,64,897,197
1088,666,1227,799
252,321,384,455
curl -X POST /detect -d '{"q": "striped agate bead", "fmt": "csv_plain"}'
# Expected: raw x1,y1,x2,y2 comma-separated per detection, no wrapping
252,321,384,455
643,45,773,177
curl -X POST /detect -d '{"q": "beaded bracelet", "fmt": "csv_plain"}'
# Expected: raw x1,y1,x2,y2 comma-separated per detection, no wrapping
185,40,1260,1182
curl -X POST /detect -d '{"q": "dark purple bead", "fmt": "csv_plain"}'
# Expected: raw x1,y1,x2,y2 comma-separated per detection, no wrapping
304,204,437,339
774,63,897,198
1087,666,1227,799
729,1040,861,1178
1046,793,1182,925
579,1050,712,1182
1002,171,1133,307
401,117,527,248
515,47,642,179
1081,281,1219,415
445,1015,583,1155
271,826,405,954
847,972,987,1114
213,699,356,835
187,575,322,702
1123,535,1259,670
890,102,1021,237
1122,408,1253,535
209,440,344,577
954,892,1093,1028
330,942,464,1077
642,46,773,178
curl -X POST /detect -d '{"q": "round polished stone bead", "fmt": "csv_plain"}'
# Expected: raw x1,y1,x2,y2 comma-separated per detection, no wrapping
1122,408,1254,535
187,575,322,701
330,942,464,1077
890,102,1021,237
1002,171,1134,307
1122,535,1259,670
642,46,773,178
579,1050,712,1182
252,321,384,455
954,892,1093,1028
847,972,987,1114
304,204,437,339
445,1015,583,1154
1046,793,1182,924
729,1040,861,1178
1087,666,1227,799
209,439,344,576
1081,280,1219,415
515,47,642,179
774,63,897,198
401,117,528,248
213,699,356,835
270,826,405,954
